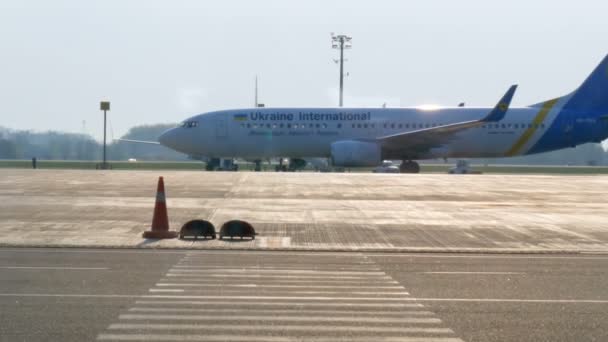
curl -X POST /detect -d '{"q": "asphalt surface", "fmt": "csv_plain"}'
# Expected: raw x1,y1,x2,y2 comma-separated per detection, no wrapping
0,248,607,342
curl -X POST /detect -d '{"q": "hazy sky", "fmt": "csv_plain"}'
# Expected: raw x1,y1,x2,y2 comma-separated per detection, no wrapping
1,0,607,140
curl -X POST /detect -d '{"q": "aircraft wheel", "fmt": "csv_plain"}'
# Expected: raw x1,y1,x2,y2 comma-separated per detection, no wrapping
399,161,420,174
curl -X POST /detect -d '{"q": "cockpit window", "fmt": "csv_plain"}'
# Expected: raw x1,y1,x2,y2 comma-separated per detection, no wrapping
181,121,199,128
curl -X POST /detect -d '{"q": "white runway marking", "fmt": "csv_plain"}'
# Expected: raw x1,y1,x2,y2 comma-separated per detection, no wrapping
98,334,465,342
170,268,386,276
0,266,109,270
128,307,435,316
141,295,417,301
422,272,523,275
151,289,411,296
108,323,453,334
166,273,392,280
173,265,382,271
156,283,406,290
97,255,466,341
134,300,424,308
159,277,399,284
118,314,442,324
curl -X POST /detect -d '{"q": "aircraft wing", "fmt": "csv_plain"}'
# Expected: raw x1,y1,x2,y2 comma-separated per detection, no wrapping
114,138,160,145
377,85,517,156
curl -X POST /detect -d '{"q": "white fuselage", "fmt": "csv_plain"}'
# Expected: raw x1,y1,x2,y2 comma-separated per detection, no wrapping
159,104,605,160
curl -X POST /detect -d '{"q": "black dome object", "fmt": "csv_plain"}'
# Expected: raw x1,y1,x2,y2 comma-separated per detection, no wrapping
219,220,256,240
179,220,216,240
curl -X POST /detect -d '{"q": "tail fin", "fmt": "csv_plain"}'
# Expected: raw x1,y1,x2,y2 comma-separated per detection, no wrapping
531,54,608,113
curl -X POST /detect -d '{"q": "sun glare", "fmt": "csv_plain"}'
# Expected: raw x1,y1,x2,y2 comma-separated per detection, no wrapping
415,104,443,111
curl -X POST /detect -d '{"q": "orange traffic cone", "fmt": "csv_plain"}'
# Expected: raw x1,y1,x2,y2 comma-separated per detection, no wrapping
143,177,177,239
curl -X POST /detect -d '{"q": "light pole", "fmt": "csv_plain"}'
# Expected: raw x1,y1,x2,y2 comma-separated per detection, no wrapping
331,34,352,107
100,101,110,169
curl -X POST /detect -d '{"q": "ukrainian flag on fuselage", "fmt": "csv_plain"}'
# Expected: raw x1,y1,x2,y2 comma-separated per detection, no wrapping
233,113,248,121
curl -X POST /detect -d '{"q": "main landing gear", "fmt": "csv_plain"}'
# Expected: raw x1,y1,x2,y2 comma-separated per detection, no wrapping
205,158,238,171
399,160,420,174
275,158,288,172
274,158,306,172
254,160,262,172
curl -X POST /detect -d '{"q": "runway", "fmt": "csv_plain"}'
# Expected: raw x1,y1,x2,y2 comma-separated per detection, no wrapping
0,248,607,342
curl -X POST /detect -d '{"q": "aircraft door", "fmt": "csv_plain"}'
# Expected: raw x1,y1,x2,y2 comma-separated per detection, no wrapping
215,118,228,138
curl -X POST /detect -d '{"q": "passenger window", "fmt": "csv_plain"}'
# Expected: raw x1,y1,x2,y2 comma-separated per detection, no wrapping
364,123,368,128
391,123,395,129
337,123,342,128
398,124,402,128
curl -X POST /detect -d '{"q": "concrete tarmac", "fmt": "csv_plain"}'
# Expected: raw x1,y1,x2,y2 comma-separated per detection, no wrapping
0,248,607,342
1,169,608,252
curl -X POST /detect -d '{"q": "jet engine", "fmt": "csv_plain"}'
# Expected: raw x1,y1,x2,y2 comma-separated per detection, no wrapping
330,140,381,167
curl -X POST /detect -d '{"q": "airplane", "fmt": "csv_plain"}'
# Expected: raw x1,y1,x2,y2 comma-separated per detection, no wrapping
156,54,608,173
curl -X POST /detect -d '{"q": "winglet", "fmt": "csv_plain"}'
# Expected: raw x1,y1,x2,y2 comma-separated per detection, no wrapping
482,84,518,122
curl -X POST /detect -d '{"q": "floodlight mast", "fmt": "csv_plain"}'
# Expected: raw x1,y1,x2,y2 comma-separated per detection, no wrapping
331,34,352,107
99,101,110,169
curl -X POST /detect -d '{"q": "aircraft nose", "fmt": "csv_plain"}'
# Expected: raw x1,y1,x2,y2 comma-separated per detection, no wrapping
158,128,180,150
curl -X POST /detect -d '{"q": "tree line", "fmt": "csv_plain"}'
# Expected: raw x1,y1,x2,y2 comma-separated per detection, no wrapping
0,124,607,165
0,124,186,161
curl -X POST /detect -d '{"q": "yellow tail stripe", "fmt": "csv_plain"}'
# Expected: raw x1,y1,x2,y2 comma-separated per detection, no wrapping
505,98,559,157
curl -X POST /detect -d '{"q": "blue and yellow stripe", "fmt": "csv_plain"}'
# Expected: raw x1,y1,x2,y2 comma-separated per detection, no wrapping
505,98,559,157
